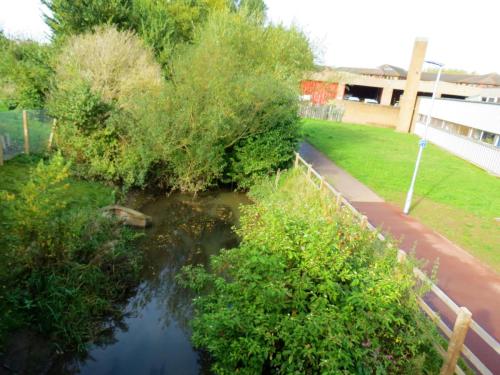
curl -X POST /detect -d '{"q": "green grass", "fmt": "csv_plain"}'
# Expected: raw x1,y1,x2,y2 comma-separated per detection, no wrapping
303,119,500,272
0,155,115,209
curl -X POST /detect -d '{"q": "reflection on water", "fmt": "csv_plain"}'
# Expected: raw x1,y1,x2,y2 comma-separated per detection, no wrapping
52,190,250,375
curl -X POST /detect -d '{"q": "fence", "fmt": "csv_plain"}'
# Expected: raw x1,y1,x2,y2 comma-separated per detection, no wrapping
299,103,344,122
0,110,54,165
414,121,500,176
293,152,499,375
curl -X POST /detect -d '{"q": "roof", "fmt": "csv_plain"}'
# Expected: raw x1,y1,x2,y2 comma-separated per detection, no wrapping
333,65,500,87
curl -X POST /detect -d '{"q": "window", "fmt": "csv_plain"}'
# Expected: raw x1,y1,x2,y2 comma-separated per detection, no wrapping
471,129,482,140
481,131,496,144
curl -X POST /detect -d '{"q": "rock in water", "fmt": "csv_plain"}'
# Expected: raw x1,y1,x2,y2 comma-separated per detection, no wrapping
102,205,152,228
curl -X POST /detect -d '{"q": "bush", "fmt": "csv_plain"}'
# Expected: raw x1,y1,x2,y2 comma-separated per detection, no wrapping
47,14,313,192
160,12,313,191
47,27,164,187
0,154,142,350
179,170,442,374
0,36,53,109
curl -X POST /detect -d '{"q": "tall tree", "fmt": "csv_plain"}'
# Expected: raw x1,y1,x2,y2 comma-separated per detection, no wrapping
42,0,267,70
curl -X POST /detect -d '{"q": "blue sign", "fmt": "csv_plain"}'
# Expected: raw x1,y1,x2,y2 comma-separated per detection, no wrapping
419,139,428,148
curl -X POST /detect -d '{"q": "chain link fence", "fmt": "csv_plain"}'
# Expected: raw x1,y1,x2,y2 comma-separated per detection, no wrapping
299,103,344,122
0,110,54,162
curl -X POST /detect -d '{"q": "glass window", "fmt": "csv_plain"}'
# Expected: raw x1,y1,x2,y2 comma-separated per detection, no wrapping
481,131,496,144
470,129,482,140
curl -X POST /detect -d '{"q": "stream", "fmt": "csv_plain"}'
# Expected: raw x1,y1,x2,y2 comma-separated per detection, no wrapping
38,190,249,375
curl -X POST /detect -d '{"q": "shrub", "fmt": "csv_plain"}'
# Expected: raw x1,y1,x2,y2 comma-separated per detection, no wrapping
179,170,442,374
47,27,164,187
0,36,53,109
161,12,313,191
0,154,142,350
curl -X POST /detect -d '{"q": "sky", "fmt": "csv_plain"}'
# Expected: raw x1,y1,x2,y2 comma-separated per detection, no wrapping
0,0,499,74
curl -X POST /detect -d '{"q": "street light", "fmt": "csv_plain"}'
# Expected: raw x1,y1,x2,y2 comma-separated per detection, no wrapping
403,60,444,215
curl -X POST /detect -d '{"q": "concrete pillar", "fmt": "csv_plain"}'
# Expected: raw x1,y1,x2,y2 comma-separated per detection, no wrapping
380,88,393,106
396,38,428,132
336,83,345,100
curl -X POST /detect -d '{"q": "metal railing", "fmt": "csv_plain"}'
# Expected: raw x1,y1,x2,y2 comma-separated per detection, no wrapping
294,152,499,375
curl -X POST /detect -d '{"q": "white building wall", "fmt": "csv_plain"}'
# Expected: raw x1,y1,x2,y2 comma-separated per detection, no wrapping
415,98,500,175
418,98,500,134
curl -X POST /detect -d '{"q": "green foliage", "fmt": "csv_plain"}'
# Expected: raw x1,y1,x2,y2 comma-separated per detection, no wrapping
42,0,133,37
43,0,265,71
0,154,142,350
178,171,442,374
0,37,53,109
160,12,313,191
47,15,313,192
47,27,164,187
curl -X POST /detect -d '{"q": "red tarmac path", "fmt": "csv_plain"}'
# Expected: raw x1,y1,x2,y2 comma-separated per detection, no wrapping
299,142,500,373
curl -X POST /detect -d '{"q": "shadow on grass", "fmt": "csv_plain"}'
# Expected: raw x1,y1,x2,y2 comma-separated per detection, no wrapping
409,171,454,212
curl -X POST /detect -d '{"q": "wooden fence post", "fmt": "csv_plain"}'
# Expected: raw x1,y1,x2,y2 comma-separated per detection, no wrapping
307,164,312,179
47,118,56,150
294,152,299,168
23,110,29,155
360,215,368,229
440,307,472,375
0,135,4,166
319,176,325,190
336,193,343,210
274,169,281,190
397,250,407,263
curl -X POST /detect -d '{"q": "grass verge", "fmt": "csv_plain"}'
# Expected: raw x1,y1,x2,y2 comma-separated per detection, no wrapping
303,119,500,272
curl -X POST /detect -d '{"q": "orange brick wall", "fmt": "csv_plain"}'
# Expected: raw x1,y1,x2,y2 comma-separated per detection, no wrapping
301,80,338,105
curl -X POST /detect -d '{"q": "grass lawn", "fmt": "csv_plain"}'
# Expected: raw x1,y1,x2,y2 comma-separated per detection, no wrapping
0,155,115,209
303,119,500,272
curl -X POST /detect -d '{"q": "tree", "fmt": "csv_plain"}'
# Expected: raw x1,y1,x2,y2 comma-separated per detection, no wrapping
0,37,53,109
161,11,313,191
47,26,164,186
42,0,267,71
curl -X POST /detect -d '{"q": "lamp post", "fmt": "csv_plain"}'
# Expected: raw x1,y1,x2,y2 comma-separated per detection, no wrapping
403,60,444,215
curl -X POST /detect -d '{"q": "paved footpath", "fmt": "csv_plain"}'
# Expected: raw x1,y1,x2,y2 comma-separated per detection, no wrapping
299,142,500,373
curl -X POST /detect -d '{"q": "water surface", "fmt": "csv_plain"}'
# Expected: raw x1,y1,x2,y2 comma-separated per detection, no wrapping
55,190,249,375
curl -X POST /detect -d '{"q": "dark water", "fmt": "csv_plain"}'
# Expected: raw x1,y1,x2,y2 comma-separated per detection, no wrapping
56,190,249,375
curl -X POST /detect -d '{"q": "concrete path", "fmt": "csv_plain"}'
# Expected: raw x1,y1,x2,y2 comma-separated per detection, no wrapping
299,142,500,372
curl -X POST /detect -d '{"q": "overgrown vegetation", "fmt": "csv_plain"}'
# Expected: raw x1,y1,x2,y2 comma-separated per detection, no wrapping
178,171,442,374
0,155,142,350
42,0,266,70
303,119,500,271
0,31,53,109
48,13,312,191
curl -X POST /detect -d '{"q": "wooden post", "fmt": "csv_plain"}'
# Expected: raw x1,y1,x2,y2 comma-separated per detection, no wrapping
440,307,472,375
0,135,4,166
47,119,56,150
336,193,343,209
360,215,368,229
294,153,299,168
22,110,29,155
274,169,281,190
319,176,325,190
307,164,312,179
397,250,407,263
